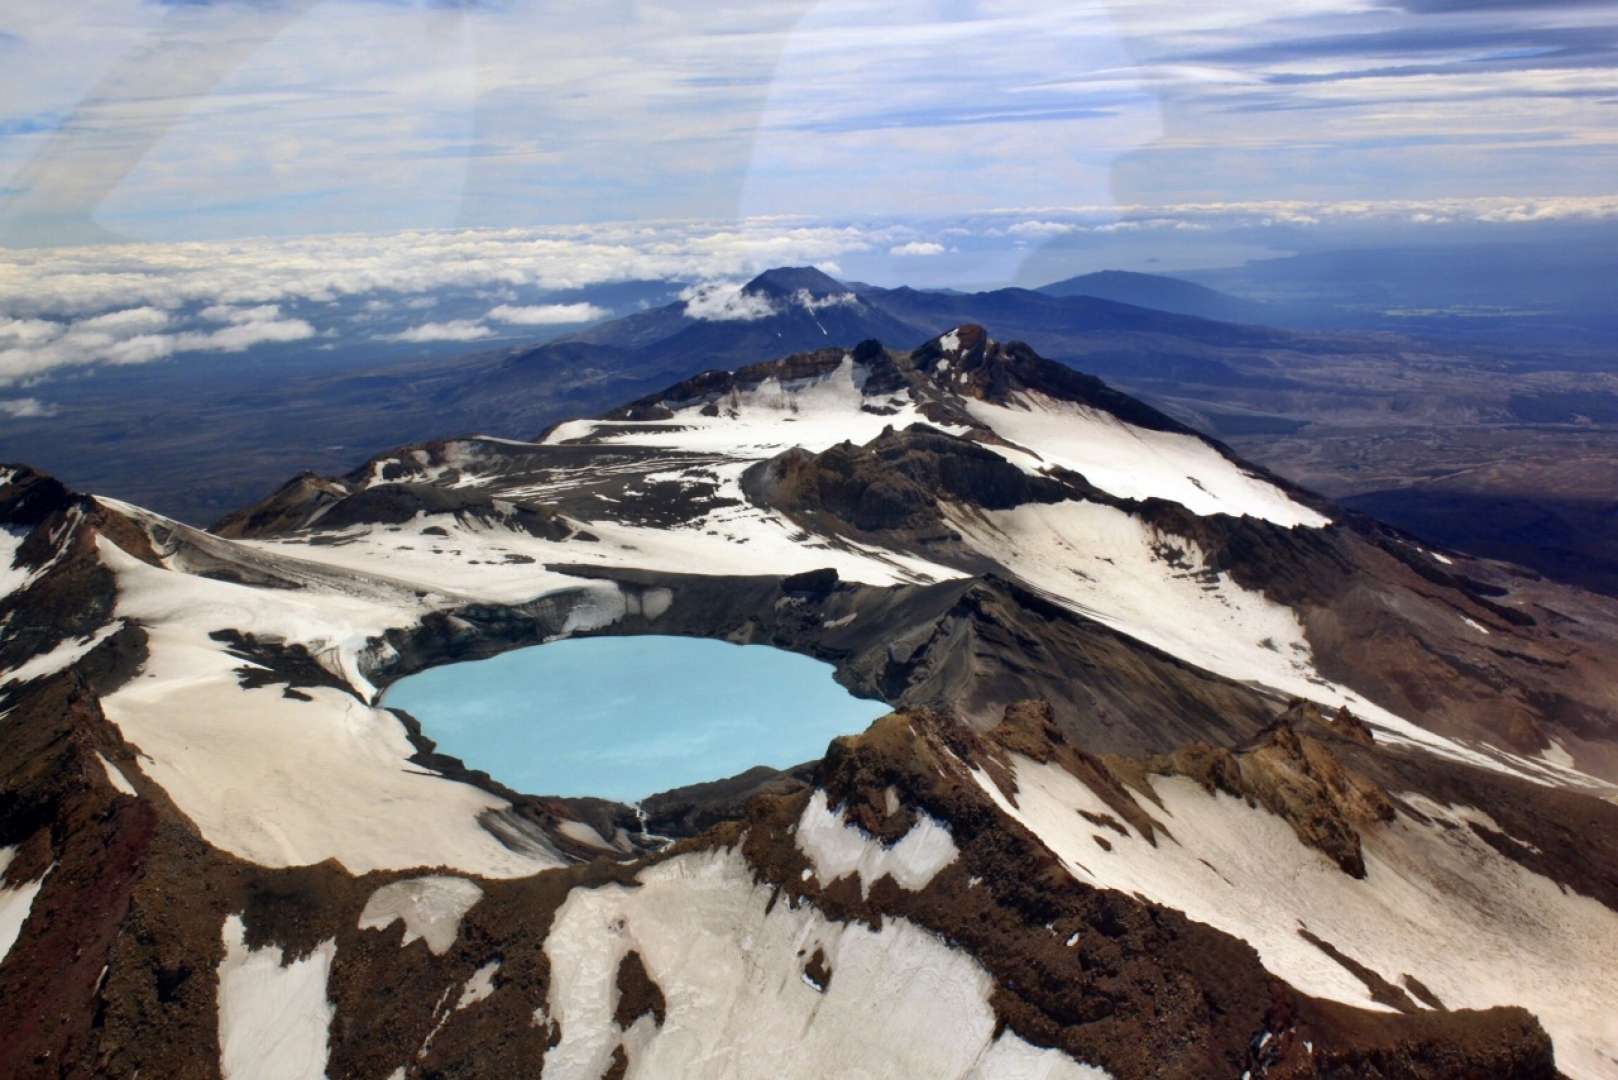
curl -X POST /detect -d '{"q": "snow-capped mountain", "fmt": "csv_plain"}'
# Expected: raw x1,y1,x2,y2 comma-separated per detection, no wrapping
435,265,1302,440
4,326,1618,1078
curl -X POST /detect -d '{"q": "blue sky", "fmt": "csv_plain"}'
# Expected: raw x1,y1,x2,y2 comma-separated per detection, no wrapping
1,0,1614,245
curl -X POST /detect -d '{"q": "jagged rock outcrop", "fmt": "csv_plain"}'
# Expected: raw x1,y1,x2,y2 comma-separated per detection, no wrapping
745,424,1081,534
1141,704,1397,877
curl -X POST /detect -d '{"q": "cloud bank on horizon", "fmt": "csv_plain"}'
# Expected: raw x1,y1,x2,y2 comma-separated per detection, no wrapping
0,195,1615,388
0,0,1614,248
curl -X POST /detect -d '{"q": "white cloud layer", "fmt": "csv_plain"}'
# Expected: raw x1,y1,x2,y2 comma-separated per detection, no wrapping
1007,221,1079,237
0,300,314,385
382,320,495,344
0,397,58,419
487,303,609,325
679,281,781,322
795,290,860,312
0,196,1612,383
0,220,878,321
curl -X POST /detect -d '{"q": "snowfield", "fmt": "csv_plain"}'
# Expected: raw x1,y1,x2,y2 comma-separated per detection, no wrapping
0,846,50,968
543,355,963,457
358,876,485,955
1,621,125,691
973,756,1618,1080
0,505,86,607
794,789,959,898
0,526,29,601
217,914,336,1080
543,847,1111,1080
96,752,138,798
962,392,1329,528
96,538,566,877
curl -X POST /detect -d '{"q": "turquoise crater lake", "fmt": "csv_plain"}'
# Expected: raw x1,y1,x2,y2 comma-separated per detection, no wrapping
382,635,892,802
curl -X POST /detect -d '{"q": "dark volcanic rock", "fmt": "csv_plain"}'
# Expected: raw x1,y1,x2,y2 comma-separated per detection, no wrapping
639,762,815,838
612,950,667,1029
210,471,348,538
911,324,1194,436
745,424,1081,534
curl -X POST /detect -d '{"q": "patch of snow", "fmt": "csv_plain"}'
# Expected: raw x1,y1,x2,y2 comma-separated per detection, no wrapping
794,789,958,898
1461,616,1490,636
358,876,485,956
557,584,631,638
971,756,1618,1080
962,391,1328,527
1539,739,1576,771
628,586,673,621
456,960,500,1010
0,621,123,689
0,847,50,967
542,847,1109,1080
557,819,615,851
938,330,961,354
0,506,86,602
97,752,138,797
217,914,336,1080
0,526,30,600
468,435,544,448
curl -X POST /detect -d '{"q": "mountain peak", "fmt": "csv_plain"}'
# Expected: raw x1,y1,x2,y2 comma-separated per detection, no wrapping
743,265,849,299
911,323,991,369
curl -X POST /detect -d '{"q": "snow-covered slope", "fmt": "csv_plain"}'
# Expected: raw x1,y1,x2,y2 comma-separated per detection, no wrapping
972,754,1618,1080
543,847,1109,1080
943,497,1590,785
959,392,1327,526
